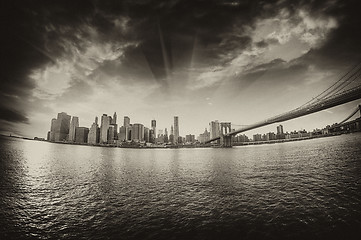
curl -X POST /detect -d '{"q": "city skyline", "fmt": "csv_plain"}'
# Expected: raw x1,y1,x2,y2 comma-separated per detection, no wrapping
1,0,361,138
45,104,361,146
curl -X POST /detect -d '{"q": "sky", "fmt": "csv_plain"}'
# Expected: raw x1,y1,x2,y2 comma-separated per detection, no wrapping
1,0,361,138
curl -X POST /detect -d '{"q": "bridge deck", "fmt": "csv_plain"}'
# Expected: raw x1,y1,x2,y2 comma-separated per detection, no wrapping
206,85,361,143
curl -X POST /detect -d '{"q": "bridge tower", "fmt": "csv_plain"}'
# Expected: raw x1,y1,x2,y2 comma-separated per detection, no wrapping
220,122,233,147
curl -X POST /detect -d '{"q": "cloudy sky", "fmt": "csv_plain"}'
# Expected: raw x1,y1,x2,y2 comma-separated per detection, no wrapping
1,0,361,138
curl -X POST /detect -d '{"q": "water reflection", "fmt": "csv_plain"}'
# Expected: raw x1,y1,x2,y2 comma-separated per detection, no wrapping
1,134,361,239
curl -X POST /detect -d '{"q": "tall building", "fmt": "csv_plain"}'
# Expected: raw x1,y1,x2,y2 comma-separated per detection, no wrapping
186,134,195,143
75,127,89,143
124,116,130,127
124,116,131,141
174,116,179,144
48,118,57,141
164,128,168,143
209,120,220,139
69,116,79,142
149,129,155,143
131,123,144,142
169,125,174,144
151,119,156,132
100,114,111,144
49,112,71,142
112,112,117,125
88,116,100,144
108,125,115,143
144,127,150,142
118,126,127,141
128,124,133,141
198,128,210,143
151,119,156,143
110,112,118,140
276,125,285,139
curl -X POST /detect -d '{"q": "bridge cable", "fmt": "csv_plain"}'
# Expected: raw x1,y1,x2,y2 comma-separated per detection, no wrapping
298,62,361,108
321,66,361,98
337,105,361,126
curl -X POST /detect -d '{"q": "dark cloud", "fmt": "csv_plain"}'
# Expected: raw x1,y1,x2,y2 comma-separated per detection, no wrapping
246,58,286,73
0,107,29,123
1,0,360,134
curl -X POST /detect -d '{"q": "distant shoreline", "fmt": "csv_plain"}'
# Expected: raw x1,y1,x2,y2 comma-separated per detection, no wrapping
2,131,360,149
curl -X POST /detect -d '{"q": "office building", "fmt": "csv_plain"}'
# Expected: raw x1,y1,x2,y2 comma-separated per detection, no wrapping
131,123,144,142
276,124,285,139
118,126,127,141
149,129,155,143
49,112,71,142
174,116,179,144
236,134,249,142
100,114,111,144
48,118,57,141
164,128,168,143
124,116,130,127
88,117,100,144
69,116,79,142
209,120,220,139
110,112,118,140
198,128,210,143
186,134,195,143
108,125,115,143
253,134,262,141
144,127,150,142
266,132,277,141
75,127,89,143
151,119,156,132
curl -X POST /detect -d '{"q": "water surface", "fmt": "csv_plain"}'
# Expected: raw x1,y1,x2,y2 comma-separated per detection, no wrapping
1,134,361,239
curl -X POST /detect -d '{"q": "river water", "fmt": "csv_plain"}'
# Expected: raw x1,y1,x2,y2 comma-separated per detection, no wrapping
1,133,361,239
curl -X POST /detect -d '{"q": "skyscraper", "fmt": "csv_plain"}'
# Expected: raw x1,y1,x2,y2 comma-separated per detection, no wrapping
110,112,118,140
276,124,285,139
112,112,117,125
174,116,179,144
131,123,144,142
100,114,111,144
118,126,127,141
198,128,210,143
144,127,150,142
124,116,130,127
108,125,115,143
124,116,131,140
88,116,100,144
75,127,89,143
164,128,168,143
209,120,220,139
151,119,156,132
49,118,57,141
151,119,156,143
49,112,71,142
69,116,79,142
169,125,174,144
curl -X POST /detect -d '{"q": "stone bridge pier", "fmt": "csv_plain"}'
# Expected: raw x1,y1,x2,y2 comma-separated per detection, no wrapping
220,122,233,147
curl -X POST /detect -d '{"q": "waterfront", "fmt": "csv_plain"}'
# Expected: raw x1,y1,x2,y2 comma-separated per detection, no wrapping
1,133,361,239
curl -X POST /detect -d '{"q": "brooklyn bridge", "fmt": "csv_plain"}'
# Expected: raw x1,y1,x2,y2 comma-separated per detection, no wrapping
206,63,361,147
